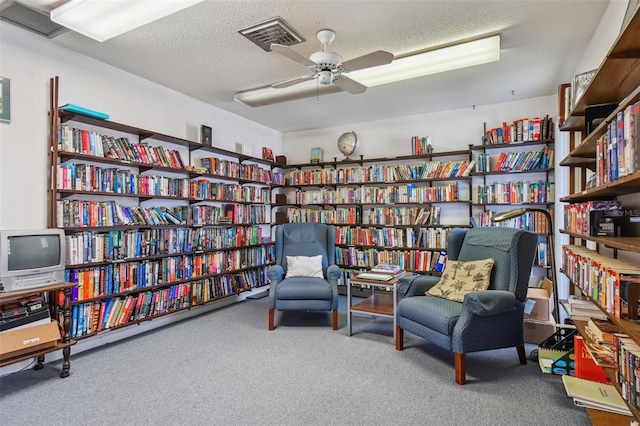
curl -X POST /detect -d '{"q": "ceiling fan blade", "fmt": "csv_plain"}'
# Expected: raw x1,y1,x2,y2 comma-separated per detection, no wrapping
271,75,314,89
333,76,367,94
270,44,316,67
341,50,394,71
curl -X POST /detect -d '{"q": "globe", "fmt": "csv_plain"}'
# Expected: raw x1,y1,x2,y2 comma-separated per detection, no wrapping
337,131,358,159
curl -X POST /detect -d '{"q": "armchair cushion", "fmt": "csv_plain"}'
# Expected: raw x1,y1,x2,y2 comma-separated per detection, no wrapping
397,296,463,336
427,258,495,302
285,255,324,278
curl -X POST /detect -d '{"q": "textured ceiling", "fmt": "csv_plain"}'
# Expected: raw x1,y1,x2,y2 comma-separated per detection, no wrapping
13,0,610,133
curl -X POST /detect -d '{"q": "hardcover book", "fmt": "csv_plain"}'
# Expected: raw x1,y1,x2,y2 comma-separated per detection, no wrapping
200,125,212,146
310,147,323,164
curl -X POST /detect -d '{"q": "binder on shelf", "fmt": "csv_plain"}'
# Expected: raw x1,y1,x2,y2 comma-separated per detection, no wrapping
59,103,109,120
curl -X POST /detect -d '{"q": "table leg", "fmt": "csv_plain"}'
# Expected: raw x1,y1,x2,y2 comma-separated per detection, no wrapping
392,283,397,340
347,277,352,336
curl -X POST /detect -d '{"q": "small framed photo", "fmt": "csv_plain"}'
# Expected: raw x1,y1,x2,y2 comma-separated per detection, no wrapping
262,147,275,162
0,77,11,123
200,125,212,146
572,69,596,109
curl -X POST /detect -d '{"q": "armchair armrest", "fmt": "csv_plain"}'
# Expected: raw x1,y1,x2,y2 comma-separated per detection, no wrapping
397,274,440,297
267,265,284,284
326,264,341,283
462,290,516,316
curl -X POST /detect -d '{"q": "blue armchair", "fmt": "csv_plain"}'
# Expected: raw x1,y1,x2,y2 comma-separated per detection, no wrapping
395,227,538,384
267,223,341,330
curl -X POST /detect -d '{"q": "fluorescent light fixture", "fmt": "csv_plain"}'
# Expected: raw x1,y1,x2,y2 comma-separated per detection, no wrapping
350,35,500,87
234,35,500,107
50,0,204,42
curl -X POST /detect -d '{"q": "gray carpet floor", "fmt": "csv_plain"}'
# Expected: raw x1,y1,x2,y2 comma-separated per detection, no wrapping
0,295,590,425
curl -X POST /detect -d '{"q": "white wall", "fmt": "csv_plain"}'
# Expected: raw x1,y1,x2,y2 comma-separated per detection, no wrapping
283,96,555,161
0,22,282,231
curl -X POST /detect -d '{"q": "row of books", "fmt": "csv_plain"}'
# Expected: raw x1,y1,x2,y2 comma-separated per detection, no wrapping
335,247,447,273
485,115,554,144
286,207,360,225
64,226,265,265
284,159,473,186
64,245,274,301
334,226,449,249
395,160,474,180
199,157,284,185
410,136,433,155
562,200,622,235
57,163,190,197
190,180,271,204
365,206,441,226
594,101,639,185
292,184,459,205
475,180,554,204
69,269,267,338
56,198,270,228
474,209,554,234
562,244,640,319
59,124,186,169
474,147,554,173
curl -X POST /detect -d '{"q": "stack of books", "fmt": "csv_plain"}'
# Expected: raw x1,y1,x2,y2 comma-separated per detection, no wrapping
582,319,622,369
356,264,405,282
565,296,608,321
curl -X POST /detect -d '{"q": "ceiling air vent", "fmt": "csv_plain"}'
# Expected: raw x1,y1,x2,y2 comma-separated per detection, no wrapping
0,1,67,38
239,17,304,52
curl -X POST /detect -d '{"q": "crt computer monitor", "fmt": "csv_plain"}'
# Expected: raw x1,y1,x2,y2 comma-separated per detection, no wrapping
0,228,66,292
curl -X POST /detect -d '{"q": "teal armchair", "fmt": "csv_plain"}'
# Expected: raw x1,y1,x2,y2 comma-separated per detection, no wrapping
267,223,340,330
395,227,538,384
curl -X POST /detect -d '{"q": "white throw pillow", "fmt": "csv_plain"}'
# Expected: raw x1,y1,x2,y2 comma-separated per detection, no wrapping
285,255,324,279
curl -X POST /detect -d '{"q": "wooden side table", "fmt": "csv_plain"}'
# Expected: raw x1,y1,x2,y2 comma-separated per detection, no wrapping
347,275,401,340
0,282,76,377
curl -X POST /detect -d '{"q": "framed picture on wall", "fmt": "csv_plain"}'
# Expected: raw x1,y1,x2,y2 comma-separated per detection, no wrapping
0,77,11,123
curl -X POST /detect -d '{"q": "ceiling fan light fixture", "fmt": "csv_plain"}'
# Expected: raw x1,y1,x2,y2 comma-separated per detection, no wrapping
50,0,204,42
350,35,500,87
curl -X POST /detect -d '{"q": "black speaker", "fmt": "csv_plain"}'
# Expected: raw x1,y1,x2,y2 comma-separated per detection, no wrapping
584,103,617,136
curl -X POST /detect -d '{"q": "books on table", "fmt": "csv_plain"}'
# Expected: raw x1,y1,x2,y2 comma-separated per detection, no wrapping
356,272,395,281
562,375,632,416
370,264,403,275
357,264,405,281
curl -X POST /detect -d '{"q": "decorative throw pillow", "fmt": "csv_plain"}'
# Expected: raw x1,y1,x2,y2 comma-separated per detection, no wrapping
285,255,324,279
427,258,495,302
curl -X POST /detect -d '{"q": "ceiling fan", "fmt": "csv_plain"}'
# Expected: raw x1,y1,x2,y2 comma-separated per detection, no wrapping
270,29,394,94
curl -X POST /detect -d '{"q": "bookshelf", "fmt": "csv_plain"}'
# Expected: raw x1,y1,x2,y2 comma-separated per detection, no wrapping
48,77,279,341
558,9,640,425
277,149,473,288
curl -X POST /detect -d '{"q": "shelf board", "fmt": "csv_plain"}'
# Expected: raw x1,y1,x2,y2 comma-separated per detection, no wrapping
560,10,640,130
0,340,77,368
559,229,640,253
559,172,640,202
469,139,555,150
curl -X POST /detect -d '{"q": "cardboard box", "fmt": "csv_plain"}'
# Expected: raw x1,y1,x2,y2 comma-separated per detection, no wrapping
524,280,553,321
524,315,556,344
0,321,60,360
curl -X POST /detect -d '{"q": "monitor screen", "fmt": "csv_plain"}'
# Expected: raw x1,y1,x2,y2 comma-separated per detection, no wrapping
7,234,61,271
